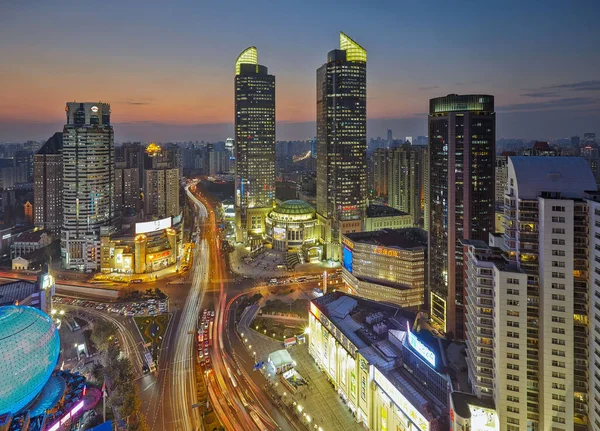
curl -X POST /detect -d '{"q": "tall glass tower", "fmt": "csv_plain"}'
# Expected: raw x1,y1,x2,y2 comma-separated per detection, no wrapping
428,94,495,338
316,32,367,261
234,47,276,245
61,102,115,271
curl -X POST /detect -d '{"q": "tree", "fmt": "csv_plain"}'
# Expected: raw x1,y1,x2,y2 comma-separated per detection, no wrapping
90,320,117,352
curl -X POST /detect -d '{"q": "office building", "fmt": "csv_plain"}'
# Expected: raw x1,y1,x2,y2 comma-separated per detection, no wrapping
583,133,596,144
61,102,115,271
387,144,425,227
316,32,367,261
14,150,34,184
33,133,63,234
464,156,596,430
428,94,495,338
234,46,276,244
341,228,426,309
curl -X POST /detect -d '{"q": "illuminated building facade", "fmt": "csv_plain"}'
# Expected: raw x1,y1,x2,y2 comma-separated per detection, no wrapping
308,293,452,431
100,213,183,274
265,200,319,260
316,32,367,261
428,94,495,338
61,102,115,271
34,132,63,234
341,229,426,310
234,47,276,244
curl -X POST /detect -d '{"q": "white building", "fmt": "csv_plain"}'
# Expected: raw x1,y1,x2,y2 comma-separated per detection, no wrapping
10,230,52,259
61,102,115,271
465,156,596,430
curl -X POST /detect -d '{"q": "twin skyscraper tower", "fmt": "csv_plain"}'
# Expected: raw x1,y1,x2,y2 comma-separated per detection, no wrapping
234,32,367,261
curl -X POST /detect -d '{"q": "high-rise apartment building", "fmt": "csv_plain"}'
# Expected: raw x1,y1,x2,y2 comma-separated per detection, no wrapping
387,144,425,227
428,94,495,338
316,32,367,261
34,132,63,234
495,153,511,205
115,167,140,215
234,46,276,244
143,168,179,219
372,148,389,198
465,156,596,430
61,102,115,271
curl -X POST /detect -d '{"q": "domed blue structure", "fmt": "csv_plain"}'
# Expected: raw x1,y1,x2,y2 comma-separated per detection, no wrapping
0,306,60,415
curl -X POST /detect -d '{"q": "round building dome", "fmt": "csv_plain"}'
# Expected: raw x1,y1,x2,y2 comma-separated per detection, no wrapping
271,200,315,220
0,306,60,415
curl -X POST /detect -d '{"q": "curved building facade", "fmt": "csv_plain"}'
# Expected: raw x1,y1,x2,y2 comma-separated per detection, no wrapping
266,200,318,252
100,213,183,274
0,305,60,415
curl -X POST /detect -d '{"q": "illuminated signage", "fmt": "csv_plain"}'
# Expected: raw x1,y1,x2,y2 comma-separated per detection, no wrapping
115,253,123,265
147,250,171,261
2,234,11,240
41,274,54,290
273,227,286,241
469,405,497,430
406,322,436,368
135,217,172,234
342,237,354,250
123,255,132,270
374,247,399,258
173,213,182,225
374,368,430,431
91,105,99,113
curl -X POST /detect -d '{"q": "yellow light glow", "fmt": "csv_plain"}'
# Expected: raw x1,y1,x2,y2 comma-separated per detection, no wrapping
235,46,258,75
145,142,162,156
340,32,366,62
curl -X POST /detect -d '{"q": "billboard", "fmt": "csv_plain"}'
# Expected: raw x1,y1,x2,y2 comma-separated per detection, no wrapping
135,217,172,234
273,227,286,241
342,245,353,273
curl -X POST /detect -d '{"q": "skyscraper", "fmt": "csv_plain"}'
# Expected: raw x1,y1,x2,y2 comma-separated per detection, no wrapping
34,132,63,234
316,32,367,261
143,168,179,219
61,102,115,271
428,94,495,338
234,46,276,244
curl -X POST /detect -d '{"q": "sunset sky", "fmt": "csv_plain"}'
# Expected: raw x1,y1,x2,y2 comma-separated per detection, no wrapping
1,0,599,142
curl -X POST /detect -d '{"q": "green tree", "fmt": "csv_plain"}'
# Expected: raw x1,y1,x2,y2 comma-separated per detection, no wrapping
90,320,117,352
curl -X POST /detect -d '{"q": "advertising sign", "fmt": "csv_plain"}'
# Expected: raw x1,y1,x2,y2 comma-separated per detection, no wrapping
273,227,286,241
342,246,353,273
406,322,436,368
135,217,172,234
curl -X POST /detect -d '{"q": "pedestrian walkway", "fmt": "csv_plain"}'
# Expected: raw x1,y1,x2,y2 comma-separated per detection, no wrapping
229,243,340,279
237,308,362,431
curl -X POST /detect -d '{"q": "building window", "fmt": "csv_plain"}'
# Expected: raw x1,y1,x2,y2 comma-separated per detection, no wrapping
552,216,565,223
552,228,565,234
552,206,565,212
552,238,566,245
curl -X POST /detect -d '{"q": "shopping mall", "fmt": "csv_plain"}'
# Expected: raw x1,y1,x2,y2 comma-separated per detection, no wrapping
100,213,183,274
0,305,98,431
308,292,498,431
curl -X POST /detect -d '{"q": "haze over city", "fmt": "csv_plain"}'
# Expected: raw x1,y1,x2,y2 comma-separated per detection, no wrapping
1,0,599,142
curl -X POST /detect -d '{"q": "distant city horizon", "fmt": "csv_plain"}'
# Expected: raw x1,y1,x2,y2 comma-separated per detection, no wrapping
1,109,597,144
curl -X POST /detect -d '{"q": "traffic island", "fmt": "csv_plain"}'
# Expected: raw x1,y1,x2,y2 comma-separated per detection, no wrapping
134,314,171,361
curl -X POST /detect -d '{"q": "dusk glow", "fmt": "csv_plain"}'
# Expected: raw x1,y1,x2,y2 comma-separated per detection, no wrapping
1,0,599,141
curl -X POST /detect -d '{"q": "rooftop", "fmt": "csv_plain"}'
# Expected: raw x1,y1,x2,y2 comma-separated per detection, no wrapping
509,156,597,199
36,133,63,156
366,204,408,218
13,229,50,244
272,199,315,216
0,280,38,306
311,293,454,422
345,228,427,250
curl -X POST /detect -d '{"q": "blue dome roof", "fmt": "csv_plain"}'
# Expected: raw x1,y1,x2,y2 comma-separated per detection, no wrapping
0,306,60,415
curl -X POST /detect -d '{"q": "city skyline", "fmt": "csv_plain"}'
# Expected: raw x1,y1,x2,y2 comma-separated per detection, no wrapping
1,1,599,142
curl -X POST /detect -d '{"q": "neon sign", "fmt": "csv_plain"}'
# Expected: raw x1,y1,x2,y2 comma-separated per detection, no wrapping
47,400,85,431
406,322,436,368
